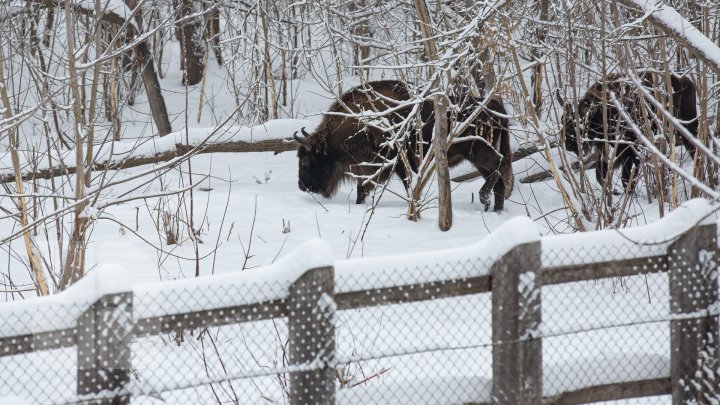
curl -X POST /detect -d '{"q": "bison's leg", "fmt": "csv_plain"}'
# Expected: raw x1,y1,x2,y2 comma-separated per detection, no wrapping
595,159,607,185
500,158,514,199
450,140,504,212
492,171,507,212
356,163,397,204
356,179,371,204
596,158,626,196
619,148,640,193
476,168,500,212
596,148,637,195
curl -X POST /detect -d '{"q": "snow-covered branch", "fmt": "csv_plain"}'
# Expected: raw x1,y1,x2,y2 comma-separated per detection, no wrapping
620,0,720,74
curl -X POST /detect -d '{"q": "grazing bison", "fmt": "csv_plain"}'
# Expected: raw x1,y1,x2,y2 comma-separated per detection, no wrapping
294,80,513,211
558,72,698,191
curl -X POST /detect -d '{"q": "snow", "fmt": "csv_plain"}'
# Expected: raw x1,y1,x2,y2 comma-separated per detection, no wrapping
0,239,333,335
0,264,130,338
334,215,539,293
337,374,492,405
0,119,313,178
134,238,332,318
334,353,670,404
542,198,718,268
544,353,670,396
0,6,717,402
0,147,709,403
0,395,32,405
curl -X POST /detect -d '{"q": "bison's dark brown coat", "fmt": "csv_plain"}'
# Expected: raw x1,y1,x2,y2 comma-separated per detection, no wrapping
559,72,698,190
296,80,513,211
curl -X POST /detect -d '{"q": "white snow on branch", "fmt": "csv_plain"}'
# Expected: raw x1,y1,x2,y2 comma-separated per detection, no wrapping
629,0,720,72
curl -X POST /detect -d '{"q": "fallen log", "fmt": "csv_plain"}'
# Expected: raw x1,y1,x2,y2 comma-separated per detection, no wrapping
520,159,596,184
1,138,298,184
452,140,558,182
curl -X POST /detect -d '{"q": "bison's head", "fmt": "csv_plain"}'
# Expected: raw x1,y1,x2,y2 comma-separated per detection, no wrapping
295,128,338,198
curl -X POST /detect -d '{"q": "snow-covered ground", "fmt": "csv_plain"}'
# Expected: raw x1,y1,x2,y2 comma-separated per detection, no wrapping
2,161,707,403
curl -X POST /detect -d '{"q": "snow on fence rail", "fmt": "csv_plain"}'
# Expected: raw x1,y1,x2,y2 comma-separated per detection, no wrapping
0,199,718,404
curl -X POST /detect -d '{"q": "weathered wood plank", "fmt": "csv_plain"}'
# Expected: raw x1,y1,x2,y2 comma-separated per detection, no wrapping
0,254,665,359
0,328,76,357
668,224,719,404
175,138,298,155
520,159,596,184
492,241,543,404
288,266,335,405
542,255,668,285
543,377,671,404
77,293,133,405
133,299,287,338
335,275,491,311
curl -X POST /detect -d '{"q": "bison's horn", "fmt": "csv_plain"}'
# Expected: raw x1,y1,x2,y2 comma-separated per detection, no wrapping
301,127,310,137
293,131,312,151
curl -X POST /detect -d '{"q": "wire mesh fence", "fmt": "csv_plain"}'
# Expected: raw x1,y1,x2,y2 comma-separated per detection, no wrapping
542,246,672,404
0,208,719,405
333,257,495,405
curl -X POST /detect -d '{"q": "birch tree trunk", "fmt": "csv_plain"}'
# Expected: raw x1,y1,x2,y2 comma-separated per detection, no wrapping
0,46,49,296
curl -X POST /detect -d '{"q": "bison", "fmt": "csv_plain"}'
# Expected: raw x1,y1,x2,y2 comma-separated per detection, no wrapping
557,72,698,191
294,80,513,211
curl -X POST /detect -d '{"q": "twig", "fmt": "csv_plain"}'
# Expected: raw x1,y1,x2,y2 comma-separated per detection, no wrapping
240,196,258,271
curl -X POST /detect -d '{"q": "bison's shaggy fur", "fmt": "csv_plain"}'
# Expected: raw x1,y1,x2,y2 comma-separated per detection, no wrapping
559,72,698,191
295,80,513,211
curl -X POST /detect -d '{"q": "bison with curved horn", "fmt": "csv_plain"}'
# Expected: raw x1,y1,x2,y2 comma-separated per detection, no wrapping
295,80,513,211
557,72,698,192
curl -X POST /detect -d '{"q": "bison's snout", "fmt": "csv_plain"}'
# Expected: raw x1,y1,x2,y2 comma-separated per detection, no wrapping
299,179,320,194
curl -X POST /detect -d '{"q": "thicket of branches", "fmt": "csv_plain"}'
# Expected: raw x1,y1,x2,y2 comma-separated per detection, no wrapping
0,0,718,297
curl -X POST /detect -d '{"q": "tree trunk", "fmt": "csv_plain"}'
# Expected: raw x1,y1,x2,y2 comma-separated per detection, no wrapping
207,4,222,65
59,218,89,290
175,0,205,85
413,0,452,231
60,0,89,290
531,0,549,117
137,42,172,135
26,0,173,136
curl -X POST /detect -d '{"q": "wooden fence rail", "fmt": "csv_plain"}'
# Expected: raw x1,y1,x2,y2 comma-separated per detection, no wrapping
0,200,718,405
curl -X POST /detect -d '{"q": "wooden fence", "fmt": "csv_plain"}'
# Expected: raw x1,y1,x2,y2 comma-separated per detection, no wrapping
0,199,718,405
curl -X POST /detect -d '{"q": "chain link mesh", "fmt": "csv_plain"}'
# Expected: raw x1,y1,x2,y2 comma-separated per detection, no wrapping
543,244,672,403
0,234,718,404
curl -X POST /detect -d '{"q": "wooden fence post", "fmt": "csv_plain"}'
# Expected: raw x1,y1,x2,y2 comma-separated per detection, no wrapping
669,223,720,404
77,292,133,404
492,241,543,404
288,266,335,405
